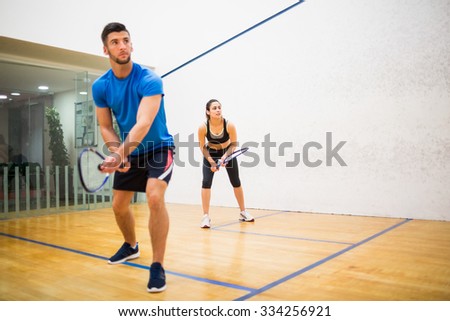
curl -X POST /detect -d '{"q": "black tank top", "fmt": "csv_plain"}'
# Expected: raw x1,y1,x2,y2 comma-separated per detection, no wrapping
206,118,230,144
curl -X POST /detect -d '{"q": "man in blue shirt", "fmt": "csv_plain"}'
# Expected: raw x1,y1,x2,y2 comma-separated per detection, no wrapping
92,22,174,293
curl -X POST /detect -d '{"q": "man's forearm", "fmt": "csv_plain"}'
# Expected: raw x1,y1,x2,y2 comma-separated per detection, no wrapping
114,122,151,161
100,127,121,153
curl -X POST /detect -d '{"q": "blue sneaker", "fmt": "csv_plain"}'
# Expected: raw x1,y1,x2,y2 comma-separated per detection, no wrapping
108,242,140,264
147,262,167,293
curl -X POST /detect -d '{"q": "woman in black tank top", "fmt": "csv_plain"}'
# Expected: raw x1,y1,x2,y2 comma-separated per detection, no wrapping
197,99,255,228
205,118,230,144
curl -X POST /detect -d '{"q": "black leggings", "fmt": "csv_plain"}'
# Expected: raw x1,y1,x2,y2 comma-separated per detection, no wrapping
202,147,241,189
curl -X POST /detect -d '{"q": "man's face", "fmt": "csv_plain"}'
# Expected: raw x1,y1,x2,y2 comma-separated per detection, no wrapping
103,31,133,65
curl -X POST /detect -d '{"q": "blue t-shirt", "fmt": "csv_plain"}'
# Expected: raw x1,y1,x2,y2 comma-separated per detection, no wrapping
92,62,174,155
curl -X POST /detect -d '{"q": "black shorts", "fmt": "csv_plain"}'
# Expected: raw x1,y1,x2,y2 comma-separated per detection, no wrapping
113,147,174,193
202,147,241,189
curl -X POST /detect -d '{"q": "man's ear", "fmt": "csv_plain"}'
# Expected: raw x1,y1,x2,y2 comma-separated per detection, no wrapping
103,46,108,56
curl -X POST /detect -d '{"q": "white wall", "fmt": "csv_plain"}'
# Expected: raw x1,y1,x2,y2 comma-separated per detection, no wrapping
1,0,449,220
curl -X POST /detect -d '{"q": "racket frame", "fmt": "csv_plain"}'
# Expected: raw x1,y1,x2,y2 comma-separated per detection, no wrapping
217,147,249,167
77,147,110,193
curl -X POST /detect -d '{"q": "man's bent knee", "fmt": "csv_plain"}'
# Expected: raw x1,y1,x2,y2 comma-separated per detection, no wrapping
112,191,133,213
146,179,167,209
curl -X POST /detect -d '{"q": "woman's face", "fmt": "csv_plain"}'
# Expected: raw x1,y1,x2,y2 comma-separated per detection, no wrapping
208,101,222,119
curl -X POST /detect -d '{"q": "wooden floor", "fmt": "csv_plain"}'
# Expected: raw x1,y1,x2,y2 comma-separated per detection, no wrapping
0,203,449,301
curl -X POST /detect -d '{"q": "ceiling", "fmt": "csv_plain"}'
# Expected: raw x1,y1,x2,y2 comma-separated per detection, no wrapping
0,61,88,104
0,36,111,106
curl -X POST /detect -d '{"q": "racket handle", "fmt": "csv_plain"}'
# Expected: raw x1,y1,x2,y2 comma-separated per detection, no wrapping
98,162,125,170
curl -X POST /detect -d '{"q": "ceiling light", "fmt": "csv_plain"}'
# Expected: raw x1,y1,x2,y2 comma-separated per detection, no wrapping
79,91,88,95
38,85,49,90
0,95,7,99
11,92,21,96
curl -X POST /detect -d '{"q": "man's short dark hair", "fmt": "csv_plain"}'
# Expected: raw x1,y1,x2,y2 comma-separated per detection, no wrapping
101,22,130,45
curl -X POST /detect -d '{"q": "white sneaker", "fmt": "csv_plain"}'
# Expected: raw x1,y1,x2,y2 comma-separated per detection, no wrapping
239,210,255,222
200,214,211,228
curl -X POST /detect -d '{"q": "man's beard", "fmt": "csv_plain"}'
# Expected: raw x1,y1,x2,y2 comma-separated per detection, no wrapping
113,55,131,65
108,50,131,65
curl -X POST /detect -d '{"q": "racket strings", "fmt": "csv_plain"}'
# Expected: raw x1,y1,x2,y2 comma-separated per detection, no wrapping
79,150,108,192
224,147,248,163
